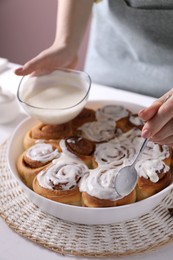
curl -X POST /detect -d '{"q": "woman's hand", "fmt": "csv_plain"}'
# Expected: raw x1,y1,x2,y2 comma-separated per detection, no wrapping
14,45,78,76
138,89,173,147
15,0,94,77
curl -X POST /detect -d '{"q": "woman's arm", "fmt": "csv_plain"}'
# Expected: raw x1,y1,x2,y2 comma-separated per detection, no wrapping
55,0,94,52
15,0,94,76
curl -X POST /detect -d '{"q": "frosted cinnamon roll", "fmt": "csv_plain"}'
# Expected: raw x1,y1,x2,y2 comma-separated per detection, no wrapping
71,107,96,131
93,128,142,168
93,141,136,168
60,137,95,168
78,120,121,143
115,127,143,150
96,105,130,122
140,141,171,161
33,154,89,205
135,142,172,200
16,143,60,189
136,160,172,201
79,166,136,207
23,122,73,149
117,127,142,140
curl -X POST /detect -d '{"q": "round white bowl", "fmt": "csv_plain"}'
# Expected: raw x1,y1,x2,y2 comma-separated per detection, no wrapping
7,100,173,225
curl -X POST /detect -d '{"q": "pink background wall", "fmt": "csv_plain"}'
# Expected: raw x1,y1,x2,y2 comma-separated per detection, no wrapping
0,0,90,69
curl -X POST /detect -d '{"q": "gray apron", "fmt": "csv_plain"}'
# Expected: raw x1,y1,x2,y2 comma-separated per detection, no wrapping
84,0,173,97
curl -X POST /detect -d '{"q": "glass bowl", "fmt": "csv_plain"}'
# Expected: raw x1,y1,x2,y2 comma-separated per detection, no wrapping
17,69,91,124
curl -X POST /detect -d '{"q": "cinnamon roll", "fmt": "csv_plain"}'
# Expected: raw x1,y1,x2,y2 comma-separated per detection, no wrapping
96,104,130,122
33,154,89,206
60,136,95,168
78,120,121,143
16,143,60,189
23,122,73,149
96,104,132,132
79,166,136,207
93,128,142,168
135,142,172,200
136,162,172,201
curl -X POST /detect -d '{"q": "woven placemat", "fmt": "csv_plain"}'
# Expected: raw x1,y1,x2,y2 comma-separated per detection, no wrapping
1,141,173,258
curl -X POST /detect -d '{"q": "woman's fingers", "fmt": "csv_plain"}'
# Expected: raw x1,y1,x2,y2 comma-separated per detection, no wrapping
142,95,173,137
15,61,38,76
14,53,48,76
149,118,173,144
139,91,173,145
138,100,164,139
138,92,172,121
138,101,161,122
14,45,78,76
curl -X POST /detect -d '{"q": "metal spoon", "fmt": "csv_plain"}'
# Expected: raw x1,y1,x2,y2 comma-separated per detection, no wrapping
115,138,148,197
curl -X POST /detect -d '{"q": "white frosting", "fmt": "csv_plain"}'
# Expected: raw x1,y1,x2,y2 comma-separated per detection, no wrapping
135,159,169,183
96,105,129,121
37,154,89,190
79,166,121,200
79,120,118,142
94,141,136,167
94,128,142,167
26,143,59,163
140,141,170,161
116,128,142,143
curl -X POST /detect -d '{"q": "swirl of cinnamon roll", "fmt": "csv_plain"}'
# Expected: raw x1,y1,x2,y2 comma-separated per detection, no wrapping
134,141,172,201
33,123,72,139
140,141,171,161
117,127,142,141
93,128,142,167
78,120,121,143
25,143,60,167
23,122,73,149
93,140,136,167
135,141,171,182
135,159,170,183
33,154,89,205
17,143,60,189
64,136,95,156
136,158,172,201
115,128,143,150
96,105,130,121
79,166,136,207
59,137,95,168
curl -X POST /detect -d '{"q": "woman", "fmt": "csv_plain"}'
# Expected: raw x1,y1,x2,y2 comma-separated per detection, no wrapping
15,0,173,146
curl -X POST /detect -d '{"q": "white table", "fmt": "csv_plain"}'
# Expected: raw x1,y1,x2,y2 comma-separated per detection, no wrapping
1,63,173,260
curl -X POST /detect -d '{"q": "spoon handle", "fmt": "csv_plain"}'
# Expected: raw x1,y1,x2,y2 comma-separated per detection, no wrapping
132,138,148,166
